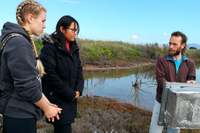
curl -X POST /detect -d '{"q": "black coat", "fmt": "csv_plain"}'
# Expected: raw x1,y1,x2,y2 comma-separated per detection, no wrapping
39,35,84,124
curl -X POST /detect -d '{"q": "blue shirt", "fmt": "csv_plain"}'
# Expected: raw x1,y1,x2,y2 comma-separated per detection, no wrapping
173,57,182,75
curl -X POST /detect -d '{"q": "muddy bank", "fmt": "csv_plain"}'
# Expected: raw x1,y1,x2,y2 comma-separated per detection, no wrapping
82,57,200,71
82,62,156,71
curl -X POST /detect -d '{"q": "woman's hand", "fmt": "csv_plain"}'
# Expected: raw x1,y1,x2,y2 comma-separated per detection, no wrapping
44,106,62,122
75,91,80,99
49,103,58,108
72,91,80,101
34,94,62,122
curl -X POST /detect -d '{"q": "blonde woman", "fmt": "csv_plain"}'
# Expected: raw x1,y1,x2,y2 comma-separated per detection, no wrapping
0,0,61,133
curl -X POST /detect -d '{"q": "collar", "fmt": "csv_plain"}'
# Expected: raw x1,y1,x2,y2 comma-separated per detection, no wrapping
166,54,188,61
57,41,79,54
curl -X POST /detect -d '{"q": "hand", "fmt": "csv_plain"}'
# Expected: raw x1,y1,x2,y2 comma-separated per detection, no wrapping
49,103,58,108
48,114,60,122
75,91,80,99
187,80,196,84
44,106,62,122
72,91,80,101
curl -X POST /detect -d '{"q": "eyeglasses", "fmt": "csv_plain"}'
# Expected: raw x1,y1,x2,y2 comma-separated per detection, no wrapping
67,28,78,33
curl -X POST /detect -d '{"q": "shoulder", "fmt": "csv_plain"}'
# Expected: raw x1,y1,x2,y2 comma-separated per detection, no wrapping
8,35,31,46
186,58,194,63
157,55,168,62
160,55,168,59
3,36,32,54
186,58,195,66
43,42,56,48
41,43,57,54
40,43,59,62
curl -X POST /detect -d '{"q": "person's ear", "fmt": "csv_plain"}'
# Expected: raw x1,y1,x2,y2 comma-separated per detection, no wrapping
181,43,185,49
27,14,33,24
60,26,65,34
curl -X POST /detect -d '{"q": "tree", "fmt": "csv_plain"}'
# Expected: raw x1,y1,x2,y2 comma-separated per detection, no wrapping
189,47,197,50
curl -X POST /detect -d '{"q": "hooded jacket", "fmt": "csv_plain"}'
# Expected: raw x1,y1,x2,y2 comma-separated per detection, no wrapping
39,33,84,124
0,22,43,119
156,54,196,103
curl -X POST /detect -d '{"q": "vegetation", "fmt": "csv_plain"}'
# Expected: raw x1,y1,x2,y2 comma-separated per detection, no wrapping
189,47,197,50
33,37,44,54
185,49,200,58
37,96,200,133
33,38,200,68
77,39,163,66
32,38,200,133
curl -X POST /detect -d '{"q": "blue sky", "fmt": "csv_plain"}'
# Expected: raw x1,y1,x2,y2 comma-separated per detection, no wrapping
1,0,200,45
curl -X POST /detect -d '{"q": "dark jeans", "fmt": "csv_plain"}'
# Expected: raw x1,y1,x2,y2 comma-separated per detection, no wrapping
3,115,36,133
53,124,72,133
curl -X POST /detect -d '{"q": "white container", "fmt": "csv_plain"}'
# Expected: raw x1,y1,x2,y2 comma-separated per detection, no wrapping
158,82,200,129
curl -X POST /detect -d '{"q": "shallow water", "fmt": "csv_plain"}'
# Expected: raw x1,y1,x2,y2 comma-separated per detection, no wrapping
83,62,200,111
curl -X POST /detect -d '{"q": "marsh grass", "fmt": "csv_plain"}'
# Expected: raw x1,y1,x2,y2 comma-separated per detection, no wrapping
37,96,200,133
185,49,200,57
77,39,159,67
33,38,200,68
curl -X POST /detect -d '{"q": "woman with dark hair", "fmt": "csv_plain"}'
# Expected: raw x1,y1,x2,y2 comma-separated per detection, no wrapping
40,15,84,133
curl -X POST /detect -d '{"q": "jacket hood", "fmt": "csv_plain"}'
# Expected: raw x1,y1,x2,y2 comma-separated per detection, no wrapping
40,33,79,53
40,32,54,45
0,22,30,42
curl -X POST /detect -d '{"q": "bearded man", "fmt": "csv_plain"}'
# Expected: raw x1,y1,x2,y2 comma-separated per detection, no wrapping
149,31,196,133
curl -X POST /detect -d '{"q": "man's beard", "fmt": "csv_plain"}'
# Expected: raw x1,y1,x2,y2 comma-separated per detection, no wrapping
169,46,182,56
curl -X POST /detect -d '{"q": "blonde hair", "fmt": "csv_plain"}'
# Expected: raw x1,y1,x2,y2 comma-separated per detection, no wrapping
16,0,46,77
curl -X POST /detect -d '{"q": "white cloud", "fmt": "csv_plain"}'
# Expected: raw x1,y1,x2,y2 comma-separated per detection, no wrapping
131,34,138,39
126,34,137,39
61,0,81,4
154,34,157,37
164,32,169,36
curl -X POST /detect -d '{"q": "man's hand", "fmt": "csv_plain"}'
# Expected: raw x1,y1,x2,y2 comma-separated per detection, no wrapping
187,80,196,84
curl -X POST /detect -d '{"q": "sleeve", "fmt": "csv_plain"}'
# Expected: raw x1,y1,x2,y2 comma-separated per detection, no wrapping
8,43,42,103
40,44,76,101
156,57,168,90
187,59,196,81
74,51,84,96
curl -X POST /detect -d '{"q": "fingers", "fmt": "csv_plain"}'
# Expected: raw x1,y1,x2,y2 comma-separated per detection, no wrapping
76,91,80,98
55,114,60,120
192,80,195,83
52,104,58,108
46,107,62,122
48,115,56,122
187,80,196,84
74,92,80,99
49,103,58,108
56,107,62,113
58,109,62,114
51,117,55,122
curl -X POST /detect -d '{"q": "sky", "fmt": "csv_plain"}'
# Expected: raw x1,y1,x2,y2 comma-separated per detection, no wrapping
1,0,200,45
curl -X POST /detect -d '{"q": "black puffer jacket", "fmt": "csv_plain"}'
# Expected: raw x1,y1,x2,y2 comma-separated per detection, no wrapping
39,33,84,124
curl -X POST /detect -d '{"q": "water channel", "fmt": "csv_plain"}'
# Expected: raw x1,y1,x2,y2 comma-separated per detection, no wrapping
82,62,200,112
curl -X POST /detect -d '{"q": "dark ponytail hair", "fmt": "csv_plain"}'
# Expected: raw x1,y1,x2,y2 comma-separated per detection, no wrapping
51,15,79,48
